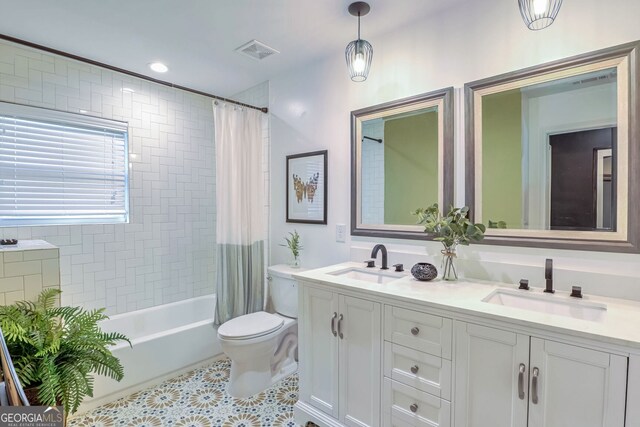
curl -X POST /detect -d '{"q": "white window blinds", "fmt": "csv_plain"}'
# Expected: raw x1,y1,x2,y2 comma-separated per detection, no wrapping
0,103,129,226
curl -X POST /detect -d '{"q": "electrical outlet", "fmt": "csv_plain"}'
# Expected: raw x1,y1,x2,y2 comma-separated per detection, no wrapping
336,224,346,242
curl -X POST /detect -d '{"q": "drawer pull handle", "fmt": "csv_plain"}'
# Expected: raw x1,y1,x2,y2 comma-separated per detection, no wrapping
410,327,420,336
518,363,526,400
410,365,419,374
330,312,337,337
337,314,344,339
531,367,539,404
410,403,418,413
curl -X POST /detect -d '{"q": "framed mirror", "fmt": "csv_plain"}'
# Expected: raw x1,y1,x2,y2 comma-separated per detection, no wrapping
351,88,454,239
465,41,640,252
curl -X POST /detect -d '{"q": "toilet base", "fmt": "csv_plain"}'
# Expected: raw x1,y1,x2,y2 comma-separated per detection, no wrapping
228,358,298,398
221,319,298,398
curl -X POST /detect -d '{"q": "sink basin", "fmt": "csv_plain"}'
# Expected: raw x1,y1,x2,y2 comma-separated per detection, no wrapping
329,267,405,284
483,289,607,322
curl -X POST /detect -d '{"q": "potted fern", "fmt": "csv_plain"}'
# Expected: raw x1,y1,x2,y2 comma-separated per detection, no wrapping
0,289,130,417
413,203,486,280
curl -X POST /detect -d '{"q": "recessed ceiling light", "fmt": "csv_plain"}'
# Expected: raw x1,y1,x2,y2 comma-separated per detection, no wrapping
149,62,168,73
121,87,135,93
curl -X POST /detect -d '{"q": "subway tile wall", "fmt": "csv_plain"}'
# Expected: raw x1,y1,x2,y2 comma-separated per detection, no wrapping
361,119,384,224
0,40,216,314
0,240,60,305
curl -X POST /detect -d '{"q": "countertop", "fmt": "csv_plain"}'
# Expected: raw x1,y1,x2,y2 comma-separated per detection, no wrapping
292,262,640,352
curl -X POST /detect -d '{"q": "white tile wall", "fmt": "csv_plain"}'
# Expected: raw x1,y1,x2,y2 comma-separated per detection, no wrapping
0,240,60,305
361,119,385,224
0,40,216,314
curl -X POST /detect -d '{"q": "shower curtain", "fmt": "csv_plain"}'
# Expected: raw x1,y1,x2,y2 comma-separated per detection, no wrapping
213,102,266,325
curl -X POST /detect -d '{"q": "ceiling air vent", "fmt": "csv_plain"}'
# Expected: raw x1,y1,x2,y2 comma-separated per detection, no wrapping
235,40,280,61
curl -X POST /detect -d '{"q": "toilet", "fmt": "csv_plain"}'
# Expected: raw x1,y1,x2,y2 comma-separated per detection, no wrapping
217,264,303,398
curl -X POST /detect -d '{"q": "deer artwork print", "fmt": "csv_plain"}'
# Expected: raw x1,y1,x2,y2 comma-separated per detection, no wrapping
293,174,306,203
305,172,319,202
292,173,320,203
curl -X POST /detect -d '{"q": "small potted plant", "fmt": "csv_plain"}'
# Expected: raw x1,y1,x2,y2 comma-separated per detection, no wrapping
413,203,486,280
0,289,130,419
281,230,303,268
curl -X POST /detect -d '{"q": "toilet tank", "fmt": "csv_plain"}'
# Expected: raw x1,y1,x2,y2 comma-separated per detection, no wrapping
268,264,305,319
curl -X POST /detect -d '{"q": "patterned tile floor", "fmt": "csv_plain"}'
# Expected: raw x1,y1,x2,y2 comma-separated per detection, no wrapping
68,358,298,427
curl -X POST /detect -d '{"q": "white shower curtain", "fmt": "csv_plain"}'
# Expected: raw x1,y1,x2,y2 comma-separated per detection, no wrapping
213,102,266,325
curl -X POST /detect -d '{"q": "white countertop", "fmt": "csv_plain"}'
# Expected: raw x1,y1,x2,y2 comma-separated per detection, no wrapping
293,262,640,352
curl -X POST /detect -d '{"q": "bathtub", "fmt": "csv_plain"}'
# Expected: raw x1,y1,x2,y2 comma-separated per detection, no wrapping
77,294,222,414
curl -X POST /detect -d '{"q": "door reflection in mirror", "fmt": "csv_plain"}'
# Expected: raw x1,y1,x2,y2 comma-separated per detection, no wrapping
481,67,618,232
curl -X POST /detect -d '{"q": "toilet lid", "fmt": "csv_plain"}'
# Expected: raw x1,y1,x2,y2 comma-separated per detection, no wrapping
218,311,284,340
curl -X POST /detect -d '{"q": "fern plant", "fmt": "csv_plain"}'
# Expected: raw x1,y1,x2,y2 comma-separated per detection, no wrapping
0,289,130,414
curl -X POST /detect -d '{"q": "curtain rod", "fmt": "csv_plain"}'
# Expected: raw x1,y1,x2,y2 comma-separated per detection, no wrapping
0,34,269,114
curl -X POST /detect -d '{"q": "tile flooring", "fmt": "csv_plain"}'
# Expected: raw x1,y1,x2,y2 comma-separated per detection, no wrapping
68,358,298,427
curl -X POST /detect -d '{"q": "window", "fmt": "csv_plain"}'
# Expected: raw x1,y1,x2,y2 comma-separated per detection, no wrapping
0,103,129,226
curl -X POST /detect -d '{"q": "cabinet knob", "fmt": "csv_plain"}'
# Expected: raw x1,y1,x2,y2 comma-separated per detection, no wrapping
411,327,420,336
410,365,419,374
410,403,418,413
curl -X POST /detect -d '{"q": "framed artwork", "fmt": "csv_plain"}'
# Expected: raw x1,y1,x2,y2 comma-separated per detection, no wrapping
286,150,328,224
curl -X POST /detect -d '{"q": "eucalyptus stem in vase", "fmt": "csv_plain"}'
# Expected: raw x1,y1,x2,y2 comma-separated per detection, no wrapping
281,230,303,268
413,203,485,280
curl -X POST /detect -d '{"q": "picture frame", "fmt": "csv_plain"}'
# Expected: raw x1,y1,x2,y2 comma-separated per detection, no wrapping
286,150,328,224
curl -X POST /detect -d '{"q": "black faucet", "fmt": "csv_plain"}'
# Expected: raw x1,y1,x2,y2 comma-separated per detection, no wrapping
544,258,554,293
371,244,389,270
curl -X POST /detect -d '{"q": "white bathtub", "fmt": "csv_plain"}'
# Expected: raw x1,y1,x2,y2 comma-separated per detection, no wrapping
77,294,222,414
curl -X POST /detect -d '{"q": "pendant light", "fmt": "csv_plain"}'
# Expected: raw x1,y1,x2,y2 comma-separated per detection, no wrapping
345,2,373,82
518,0,563,30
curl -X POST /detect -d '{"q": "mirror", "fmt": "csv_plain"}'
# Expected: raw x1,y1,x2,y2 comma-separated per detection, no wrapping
351,88,454,239
466,41,640,252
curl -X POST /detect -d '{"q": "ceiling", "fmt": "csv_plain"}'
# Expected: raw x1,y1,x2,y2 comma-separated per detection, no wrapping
0,0,467,100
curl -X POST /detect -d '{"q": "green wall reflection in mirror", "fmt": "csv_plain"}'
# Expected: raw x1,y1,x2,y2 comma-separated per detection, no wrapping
361,108,438,226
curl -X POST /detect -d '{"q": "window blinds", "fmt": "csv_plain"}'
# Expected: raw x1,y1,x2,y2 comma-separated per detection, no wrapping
0,103,129,226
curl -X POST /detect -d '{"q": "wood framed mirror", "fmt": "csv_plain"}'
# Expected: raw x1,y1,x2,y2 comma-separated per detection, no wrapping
465,41,640,252
351,88,454,239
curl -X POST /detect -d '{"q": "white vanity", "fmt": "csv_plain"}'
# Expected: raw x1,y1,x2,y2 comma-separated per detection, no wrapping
292,262,640,427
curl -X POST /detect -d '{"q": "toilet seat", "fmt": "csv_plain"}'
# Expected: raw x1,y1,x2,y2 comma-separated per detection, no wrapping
218,311,284,340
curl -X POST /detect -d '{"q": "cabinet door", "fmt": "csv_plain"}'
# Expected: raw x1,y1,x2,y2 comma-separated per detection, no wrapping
339,295,382,427
299,286,340,418
528,338,627,427
454,322,529,427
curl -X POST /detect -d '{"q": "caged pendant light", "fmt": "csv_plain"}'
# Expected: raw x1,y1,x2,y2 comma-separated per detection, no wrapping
518,0,563,30
345,2,373,82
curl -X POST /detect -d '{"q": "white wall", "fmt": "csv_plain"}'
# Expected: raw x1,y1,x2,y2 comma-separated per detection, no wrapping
269,0,640,300
0,40,216,314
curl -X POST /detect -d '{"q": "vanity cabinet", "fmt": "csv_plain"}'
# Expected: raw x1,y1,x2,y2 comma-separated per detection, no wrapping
298,285,382,427
382,306,453,427
454,322,627,427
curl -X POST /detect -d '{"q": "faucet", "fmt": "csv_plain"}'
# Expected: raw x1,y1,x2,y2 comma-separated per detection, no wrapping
544,258,554,293
370,244,389,270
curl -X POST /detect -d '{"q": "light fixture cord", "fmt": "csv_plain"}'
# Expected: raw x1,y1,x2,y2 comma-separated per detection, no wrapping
357,11,361,40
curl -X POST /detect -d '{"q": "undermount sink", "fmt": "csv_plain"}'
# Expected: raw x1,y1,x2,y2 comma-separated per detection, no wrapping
483,289,607,322
329,267,405,284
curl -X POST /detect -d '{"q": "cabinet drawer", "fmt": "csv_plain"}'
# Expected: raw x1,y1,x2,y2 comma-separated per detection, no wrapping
384,342,451,400
384,306,452,359
383,378,451,427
